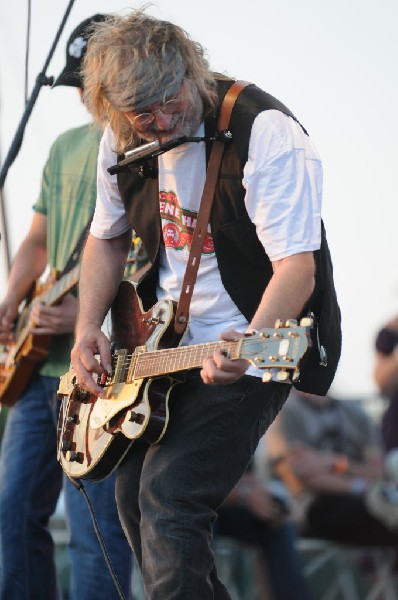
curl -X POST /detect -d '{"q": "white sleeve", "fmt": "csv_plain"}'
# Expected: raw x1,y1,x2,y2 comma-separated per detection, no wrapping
243,110,322,262
90,125,131,239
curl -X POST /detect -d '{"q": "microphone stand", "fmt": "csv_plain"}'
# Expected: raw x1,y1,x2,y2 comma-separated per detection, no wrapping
0,0,76,190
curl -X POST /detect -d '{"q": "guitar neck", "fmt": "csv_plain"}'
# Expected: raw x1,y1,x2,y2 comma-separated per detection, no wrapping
106,291,311,387
39,264,81,306
11,264,81,358
111,340,242,383
58,319,310,397
135,340,241,378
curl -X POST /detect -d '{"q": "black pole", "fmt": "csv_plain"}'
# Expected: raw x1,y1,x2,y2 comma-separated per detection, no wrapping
0,0,76,190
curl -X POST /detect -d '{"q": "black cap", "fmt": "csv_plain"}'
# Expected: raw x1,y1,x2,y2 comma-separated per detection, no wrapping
53,14,107,88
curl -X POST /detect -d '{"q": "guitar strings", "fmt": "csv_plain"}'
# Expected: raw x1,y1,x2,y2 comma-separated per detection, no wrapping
104,338,250,385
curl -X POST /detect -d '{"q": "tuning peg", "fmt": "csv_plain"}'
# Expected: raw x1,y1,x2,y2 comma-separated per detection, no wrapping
299,317,313,327
281,355,293,363
272,332,283,339
291,370,300,382
284,319,298,328
274,319,283,329
275,370,289,382
262,370,273,383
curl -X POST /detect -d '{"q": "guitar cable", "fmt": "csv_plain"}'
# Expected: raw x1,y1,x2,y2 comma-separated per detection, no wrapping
66,474,128,600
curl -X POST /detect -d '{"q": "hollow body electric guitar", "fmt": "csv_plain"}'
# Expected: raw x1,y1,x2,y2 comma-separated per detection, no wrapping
0,265,80,406
57,280,312,482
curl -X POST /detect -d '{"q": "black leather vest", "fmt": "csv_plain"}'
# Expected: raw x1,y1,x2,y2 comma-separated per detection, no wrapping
116,79,341,395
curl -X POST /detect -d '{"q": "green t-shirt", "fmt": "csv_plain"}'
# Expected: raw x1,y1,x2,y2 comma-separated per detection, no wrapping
33,123,148,378
33,123,101,377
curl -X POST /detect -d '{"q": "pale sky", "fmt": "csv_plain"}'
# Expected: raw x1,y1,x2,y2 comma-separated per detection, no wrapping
1,0,397,398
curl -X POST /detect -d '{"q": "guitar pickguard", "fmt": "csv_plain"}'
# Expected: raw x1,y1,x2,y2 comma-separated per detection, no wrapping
90,294,179,429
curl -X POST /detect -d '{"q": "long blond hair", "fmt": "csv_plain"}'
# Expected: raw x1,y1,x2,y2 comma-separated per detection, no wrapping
82,8,218,153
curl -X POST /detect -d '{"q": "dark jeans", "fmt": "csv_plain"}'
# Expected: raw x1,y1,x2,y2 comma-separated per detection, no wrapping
115,371,290,599
0,374,133,600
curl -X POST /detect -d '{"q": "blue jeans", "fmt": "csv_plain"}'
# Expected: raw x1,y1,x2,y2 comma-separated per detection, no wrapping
64,477,133,599
116,371,290,599
0,374,132,600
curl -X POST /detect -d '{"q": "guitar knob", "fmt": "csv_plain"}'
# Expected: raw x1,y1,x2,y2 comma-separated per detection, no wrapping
127,410,144,424
61,439,72,452
67,414,78,424
65,450,81,463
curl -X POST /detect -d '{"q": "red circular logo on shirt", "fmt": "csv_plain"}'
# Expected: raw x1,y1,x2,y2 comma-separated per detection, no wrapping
163,223,181,247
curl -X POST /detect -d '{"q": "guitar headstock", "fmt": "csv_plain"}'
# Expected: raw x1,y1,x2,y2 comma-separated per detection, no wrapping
241,317,312,383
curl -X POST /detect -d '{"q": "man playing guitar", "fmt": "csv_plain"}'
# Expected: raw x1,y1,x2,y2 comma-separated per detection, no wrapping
71,8,341,599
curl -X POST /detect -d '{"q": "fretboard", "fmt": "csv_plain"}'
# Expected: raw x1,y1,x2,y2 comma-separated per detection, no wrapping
39,264,81,306
12,265,81,357
110,340,243,384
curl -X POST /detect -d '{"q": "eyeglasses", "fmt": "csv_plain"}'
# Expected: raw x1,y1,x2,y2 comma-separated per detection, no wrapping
130,97,185,130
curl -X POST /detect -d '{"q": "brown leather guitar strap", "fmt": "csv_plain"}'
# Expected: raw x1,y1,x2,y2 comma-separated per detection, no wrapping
174,80,251,334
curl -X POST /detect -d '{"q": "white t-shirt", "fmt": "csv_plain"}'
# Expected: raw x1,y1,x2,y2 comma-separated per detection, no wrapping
91,110,322,371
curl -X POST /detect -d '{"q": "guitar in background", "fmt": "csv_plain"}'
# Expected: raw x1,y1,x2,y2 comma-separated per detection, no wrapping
0,265,80,406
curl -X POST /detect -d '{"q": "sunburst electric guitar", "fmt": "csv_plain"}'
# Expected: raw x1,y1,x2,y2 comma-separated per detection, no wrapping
0,265,80,406
57,280,312,482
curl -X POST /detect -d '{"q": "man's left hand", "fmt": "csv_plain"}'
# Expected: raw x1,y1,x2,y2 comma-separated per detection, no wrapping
201,330,249,385
28,292,78,335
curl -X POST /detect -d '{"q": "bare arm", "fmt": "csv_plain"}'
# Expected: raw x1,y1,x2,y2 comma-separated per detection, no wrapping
201,251,315,385
224,472,286,524
267,415,383,496
0,212,85,339
71,230,132,396
247,251,315,330
0,212,48,342
286,445,383,494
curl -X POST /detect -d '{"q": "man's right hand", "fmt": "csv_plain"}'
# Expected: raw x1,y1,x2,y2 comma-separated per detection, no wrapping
71,325,113,398
0,297,19,344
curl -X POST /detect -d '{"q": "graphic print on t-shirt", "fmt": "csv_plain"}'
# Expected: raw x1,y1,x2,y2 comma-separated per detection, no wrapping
159,190,214,253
